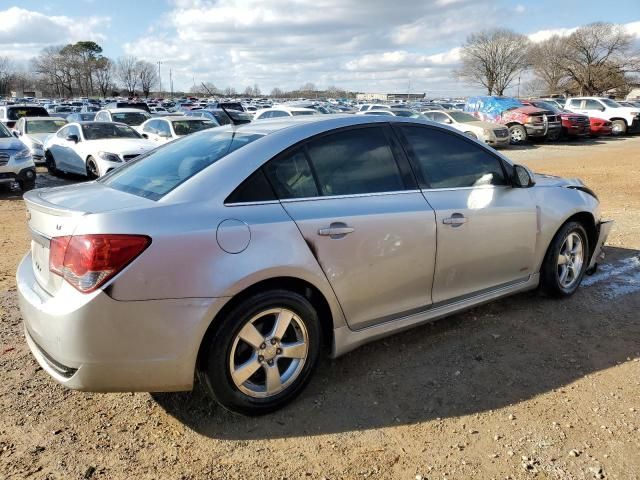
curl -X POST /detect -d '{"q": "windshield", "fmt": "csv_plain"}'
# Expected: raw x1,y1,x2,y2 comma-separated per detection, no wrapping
101,130,264,200
448,111,479,122
601,98,621,108
8,107,48,120
111,112,151,126
171,119,216,136
25,119,67,134
531,101,560,113
82,123,141,140
0,123,11,138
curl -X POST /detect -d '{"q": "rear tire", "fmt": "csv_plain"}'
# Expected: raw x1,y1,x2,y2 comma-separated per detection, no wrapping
611,119,627,136
540,221,589,298
199,290,321,415
509,124,527,144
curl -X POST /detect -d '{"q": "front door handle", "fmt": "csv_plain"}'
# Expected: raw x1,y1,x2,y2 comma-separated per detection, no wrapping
318,222,355,239
443,214,467,227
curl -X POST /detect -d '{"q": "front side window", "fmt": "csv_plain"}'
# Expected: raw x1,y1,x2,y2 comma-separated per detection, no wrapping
142,120,159,133
306,127,404,196
291,110,316,116
399,126,507,189
270,111,290,118
583,100,603,110
57,126,70,138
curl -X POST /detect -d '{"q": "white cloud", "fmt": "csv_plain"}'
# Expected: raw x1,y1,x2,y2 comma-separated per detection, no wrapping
0,7,110,60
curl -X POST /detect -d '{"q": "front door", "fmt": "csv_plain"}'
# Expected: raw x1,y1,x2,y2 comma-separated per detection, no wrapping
264,125,437,330
395,124,538,304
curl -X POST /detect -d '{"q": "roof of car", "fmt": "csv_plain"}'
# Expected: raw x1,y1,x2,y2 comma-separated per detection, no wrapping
256,106,317,113
23,116,66,121
100,108,150,113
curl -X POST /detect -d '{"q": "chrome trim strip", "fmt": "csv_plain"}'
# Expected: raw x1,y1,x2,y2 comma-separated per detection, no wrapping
29,226,51,247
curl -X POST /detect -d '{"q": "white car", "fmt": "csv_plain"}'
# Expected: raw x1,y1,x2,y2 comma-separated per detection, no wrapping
94,108,152,132
253,107,318,120
139,116,217,144
564,97,640,135
357,104,390,112
12,116,67,164
44,122,157,179
422,110,510,148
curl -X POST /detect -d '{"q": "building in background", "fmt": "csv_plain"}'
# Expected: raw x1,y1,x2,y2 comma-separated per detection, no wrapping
355,92,425,101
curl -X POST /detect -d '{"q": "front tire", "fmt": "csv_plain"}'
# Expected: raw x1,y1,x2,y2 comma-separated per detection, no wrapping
199,290,321,415
45,151,61,176
509,124,527,144
86,156,99,179
540,221,589,297
611,119,627,136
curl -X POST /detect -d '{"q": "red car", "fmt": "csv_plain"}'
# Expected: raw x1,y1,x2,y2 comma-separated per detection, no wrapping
589,117,613,137
526,100,590,139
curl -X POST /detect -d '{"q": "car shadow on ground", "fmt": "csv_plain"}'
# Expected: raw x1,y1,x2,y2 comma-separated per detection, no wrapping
153,246,640,440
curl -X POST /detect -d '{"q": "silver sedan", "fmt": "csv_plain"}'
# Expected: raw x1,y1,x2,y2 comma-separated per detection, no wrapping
17,115,612,415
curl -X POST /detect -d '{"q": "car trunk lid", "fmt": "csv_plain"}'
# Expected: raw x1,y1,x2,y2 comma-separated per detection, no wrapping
23,184,155,295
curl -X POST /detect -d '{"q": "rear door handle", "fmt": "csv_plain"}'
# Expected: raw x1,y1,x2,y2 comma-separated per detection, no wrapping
318,222,355,239
443,214,467,227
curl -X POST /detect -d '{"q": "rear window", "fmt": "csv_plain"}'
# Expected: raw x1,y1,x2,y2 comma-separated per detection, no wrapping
8,106,48,120
111,112,151,126
101,129,264,200
171,119,216,136
25,119,67,133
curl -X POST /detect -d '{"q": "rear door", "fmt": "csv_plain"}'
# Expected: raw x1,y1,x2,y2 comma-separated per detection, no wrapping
264,125,437,330
395,124,538,304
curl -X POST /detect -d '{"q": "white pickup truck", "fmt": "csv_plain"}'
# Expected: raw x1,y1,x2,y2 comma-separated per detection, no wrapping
564,97,640,135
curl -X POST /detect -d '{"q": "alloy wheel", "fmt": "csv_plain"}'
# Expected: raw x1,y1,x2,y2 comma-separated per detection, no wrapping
229,308,309,398
557,232,584,289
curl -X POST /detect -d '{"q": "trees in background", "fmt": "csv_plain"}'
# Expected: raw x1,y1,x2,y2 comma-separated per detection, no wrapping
0,57,14,95
458,22,640,97
457,28,530,96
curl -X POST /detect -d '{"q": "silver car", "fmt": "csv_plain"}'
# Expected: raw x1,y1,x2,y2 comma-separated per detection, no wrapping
17,115,612,415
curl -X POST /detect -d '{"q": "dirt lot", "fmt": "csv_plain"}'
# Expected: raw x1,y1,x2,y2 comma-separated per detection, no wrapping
1,136,639,480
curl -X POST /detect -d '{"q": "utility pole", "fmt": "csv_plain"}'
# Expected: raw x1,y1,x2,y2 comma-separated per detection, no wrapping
169,69,173,99
517,75,521,98
157,61,162,97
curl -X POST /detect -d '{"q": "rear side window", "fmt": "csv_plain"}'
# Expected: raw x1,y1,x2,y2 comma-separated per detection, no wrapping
226,169,276,203
8,106,48,120
306,127,404,196
102,130,264,200
264,149,319,199
399,126,507,189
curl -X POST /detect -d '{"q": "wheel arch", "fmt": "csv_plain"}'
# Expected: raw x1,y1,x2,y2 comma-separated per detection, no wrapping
542,211,597,267
195,276,335,373
609,117,627,125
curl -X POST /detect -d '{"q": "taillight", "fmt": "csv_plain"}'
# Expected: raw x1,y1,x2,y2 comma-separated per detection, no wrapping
49,234,151,293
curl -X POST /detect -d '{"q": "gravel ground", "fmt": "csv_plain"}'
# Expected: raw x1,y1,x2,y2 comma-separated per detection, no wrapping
0,137,639,479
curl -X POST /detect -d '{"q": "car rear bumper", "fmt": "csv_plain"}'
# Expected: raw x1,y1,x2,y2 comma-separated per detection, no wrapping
17,252,220,392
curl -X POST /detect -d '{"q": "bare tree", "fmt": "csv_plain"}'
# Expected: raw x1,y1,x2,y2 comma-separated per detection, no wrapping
117,56,139,96
457,28,530,95
0,56,15,95
300,82,316,93
561,22,640,95
137,60,157,98
253,83,261,96
528,35,571,94
243,85,254,96
270,87,284,97
93,57,114,98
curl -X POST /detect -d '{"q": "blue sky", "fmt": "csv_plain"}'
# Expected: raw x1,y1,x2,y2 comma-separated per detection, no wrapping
1,0,639,95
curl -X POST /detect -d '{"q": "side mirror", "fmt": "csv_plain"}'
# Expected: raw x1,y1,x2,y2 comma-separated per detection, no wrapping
600,106,605,112
513,164,535,188
141,133,149,139
66,134,79,143
444,118,453,124
12,130,20,137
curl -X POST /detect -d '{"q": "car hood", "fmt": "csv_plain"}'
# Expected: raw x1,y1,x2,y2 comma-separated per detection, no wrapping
25,132,54,144
464,120,507,130
85,138,157,154
0,136,27,151
533,173,584,188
